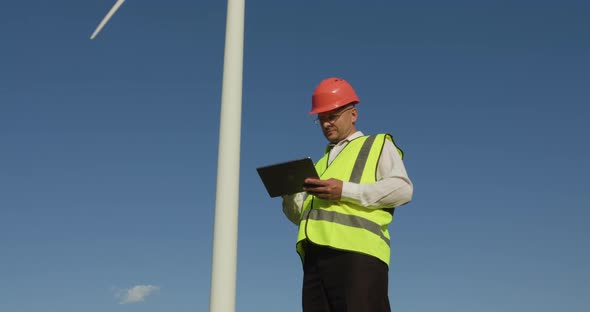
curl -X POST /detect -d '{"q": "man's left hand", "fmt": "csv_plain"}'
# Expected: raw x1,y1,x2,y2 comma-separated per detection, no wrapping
303,178,343,201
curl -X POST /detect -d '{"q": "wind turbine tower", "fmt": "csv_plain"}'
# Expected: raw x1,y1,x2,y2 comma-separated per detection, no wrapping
90,1,246,311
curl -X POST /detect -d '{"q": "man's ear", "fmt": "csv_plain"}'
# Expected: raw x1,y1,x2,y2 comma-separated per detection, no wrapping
351,108,358,123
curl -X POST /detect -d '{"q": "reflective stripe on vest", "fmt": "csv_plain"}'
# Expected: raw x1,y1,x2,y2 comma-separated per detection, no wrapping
349,135,377,183
302,209,390,245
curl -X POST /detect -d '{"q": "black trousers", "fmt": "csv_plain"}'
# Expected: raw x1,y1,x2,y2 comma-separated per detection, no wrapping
302,242,391,312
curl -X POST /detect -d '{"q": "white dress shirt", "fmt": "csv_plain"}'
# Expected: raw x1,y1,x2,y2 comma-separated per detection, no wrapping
282,131,413,225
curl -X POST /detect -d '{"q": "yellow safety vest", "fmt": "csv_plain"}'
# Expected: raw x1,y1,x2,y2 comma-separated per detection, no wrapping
296,134,403,266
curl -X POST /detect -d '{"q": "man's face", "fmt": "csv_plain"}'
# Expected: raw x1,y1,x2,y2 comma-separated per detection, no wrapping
316,105,358,143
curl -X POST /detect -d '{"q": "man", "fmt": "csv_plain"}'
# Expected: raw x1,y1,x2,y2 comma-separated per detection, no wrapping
282,77,413,312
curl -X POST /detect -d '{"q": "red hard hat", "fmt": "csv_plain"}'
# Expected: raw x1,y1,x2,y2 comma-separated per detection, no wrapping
310,77,360,115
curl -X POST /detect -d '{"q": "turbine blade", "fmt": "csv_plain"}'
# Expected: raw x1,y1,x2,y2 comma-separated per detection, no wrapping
90,0,126,40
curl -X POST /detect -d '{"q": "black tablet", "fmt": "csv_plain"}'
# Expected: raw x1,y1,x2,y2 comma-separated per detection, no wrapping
256,157,319,198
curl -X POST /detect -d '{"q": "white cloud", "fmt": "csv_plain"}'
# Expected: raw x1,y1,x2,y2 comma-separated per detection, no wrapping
116,284,160,304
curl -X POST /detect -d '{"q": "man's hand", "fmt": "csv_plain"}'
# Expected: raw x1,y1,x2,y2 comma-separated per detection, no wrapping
303,178,343,201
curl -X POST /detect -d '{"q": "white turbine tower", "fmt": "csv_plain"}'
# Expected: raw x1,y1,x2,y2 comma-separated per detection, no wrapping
90,1,245,311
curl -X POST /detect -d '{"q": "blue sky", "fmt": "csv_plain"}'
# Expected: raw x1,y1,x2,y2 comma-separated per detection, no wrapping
1,0,588,311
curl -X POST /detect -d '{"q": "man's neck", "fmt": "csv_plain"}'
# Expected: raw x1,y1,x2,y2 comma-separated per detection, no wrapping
331,130,362,146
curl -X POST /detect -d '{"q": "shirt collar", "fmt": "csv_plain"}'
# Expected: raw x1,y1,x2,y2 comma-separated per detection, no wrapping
326,131,364,152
